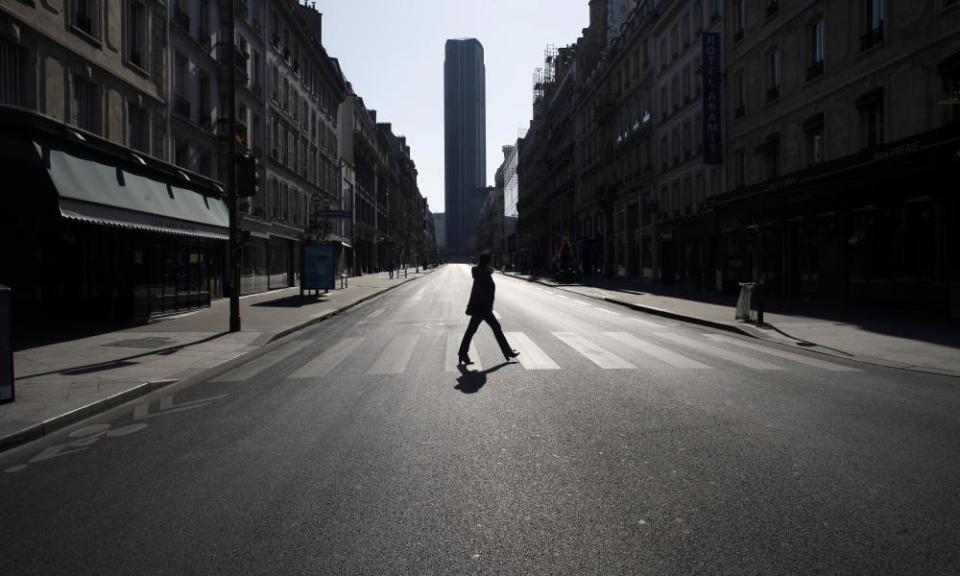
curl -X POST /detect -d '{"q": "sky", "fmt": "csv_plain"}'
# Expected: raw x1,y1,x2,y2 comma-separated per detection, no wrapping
315,0,589,214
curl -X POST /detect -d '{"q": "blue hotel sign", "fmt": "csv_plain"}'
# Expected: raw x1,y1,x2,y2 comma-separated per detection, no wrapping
702,32,723,165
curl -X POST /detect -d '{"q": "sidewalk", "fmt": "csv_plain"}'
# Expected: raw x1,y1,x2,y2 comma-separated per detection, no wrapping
506,271,960,378
0,269,433,449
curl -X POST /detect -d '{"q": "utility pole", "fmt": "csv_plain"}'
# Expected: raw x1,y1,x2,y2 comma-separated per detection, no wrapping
226,0,241,332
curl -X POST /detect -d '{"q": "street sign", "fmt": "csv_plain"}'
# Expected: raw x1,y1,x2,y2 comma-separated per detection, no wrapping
313,210,352,219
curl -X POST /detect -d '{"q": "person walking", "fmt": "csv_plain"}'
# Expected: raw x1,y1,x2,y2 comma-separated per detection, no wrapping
458,252,520,365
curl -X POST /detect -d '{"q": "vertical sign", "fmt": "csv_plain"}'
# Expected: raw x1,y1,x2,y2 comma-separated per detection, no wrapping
302,244,335,290
0,286,13,404
702,32,723,165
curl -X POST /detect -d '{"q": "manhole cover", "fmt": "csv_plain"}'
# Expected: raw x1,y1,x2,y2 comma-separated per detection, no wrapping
105,337,173,349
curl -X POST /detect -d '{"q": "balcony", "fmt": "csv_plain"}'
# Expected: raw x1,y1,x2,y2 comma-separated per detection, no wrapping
806,60,824,81
766,85,780,102
173,5,190,31
174,95,191,119
860,25,884,51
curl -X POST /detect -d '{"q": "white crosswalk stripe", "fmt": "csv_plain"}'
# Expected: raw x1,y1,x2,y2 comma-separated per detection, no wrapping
653,333,784,370
553,332,636,369
288,337,365,379
702,334,859,372
505,332,560,370
603,332,711,369
594,308,621,316
212,340,313,382
367,335,420,375
445,333,482,372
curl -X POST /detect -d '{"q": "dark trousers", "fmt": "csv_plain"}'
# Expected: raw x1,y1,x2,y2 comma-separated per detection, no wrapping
459,312,512,357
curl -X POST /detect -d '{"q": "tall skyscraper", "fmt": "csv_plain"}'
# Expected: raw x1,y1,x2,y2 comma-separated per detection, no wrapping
444,38,486,254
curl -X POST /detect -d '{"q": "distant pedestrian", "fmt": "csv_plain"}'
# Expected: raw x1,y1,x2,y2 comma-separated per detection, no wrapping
458,252,520,365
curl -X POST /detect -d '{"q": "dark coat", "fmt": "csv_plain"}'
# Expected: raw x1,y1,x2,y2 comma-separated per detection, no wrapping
465,266,495,316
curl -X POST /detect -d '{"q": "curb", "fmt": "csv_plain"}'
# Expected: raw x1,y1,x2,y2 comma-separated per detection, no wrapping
0,270,435,453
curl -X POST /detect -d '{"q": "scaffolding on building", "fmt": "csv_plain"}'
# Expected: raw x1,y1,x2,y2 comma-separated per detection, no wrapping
531,44,558,105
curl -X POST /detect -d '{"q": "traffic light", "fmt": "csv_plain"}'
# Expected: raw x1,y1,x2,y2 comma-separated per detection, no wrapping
236,153,260,198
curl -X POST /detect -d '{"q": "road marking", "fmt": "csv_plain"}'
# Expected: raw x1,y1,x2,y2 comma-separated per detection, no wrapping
505,332,560,370
628,317,664,328
134,394,228,420
595,308,621,316
556,294,570,300
553,332,636,369
367,309,385,318
653,333,785,370
493,310,502,320
412,287,428,300
289,337,365,379
368,335,420,375
211,340,313,382
702,334,859,371
445,333,482,372
603,332,711,369
569,299,592,307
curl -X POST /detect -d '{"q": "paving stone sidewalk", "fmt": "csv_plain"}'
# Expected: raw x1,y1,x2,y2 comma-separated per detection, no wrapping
506,271,960,378
0,269,433,447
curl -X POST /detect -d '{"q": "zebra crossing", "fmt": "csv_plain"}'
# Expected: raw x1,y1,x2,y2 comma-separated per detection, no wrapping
211,327,858,383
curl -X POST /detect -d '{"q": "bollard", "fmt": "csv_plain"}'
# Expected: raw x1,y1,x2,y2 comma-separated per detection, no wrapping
0,285,14,404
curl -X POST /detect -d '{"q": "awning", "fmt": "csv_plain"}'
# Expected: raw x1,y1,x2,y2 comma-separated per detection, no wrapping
39,142,230,240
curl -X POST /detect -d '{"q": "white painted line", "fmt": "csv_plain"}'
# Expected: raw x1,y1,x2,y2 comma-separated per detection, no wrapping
702,334,859,372
367,335,420,375
603,332,711,369
653,333,785,370
556,294,570,300
569,300,592,307
211,340,313,382
412,287,428,300
288,337,365,379
505,332,560,370
595,308,621,316
445,333,482,372
628,317,664,328
493,310,502,320
553,332,636,369
367,309,385,318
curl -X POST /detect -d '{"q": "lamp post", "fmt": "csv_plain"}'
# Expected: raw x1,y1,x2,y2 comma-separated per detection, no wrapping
226,0,240,332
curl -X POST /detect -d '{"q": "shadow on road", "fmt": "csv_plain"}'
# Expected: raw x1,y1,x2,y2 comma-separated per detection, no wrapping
454,361,513,394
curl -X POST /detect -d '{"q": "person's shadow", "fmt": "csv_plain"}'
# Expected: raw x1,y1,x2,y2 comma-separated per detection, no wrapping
454,362,513,394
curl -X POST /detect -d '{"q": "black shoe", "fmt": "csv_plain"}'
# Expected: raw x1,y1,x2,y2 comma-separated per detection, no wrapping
504,349,520,361
458,354,473,365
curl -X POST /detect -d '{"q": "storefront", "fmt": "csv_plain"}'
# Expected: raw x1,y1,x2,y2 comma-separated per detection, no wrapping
0,111,229,337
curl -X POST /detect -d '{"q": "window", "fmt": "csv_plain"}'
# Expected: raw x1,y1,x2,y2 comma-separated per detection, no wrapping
72,0,100,39
660,86,668,119
734,0,745,42
198,150,212,177
940,55,960,125
672,127,680,164
174,140,189,169
252,51,261,89
765,0,779,19
659,38,667,70
683,66,691,102
695,113,703,151
660,136,668,171
0,40,23,106
671,76,679,111
670,26,679,58
861,0,885,50
682,15,690,47
72,75,99,133
858,89,884,148
766,49,780,101
197,71,210,126
683,121,692,158
735,72,745,117
804,114,825,165
808,18,825,79
127,99,146,152
734,148,745,187
126,0,147,70
712,0,722,21
694,1,703,33
758,134,780,179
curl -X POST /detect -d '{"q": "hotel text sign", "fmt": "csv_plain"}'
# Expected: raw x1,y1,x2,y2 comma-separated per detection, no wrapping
702,33,723,165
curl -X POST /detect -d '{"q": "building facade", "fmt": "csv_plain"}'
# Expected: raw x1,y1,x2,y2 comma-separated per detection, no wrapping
444,38,486,255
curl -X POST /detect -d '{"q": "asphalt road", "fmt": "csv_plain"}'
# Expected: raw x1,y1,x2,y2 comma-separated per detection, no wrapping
2,264,958,575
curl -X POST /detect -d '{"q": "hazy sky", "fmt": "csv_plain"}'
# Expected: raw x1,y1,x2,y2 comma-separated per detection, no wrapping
316,0,589,214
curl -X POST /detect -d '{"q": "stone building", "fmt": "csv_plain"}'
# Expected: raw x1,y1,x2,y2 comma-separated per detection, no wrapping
715,0,960,313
